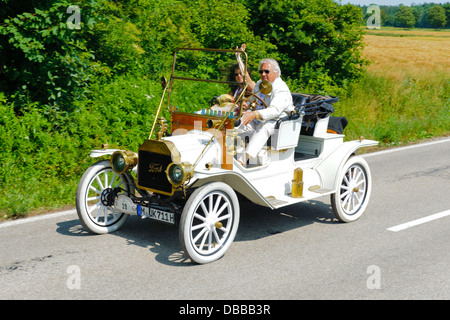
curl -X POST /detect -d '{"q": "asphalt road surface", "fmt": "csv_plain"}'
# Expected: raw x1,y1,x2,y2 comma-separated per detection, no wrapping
1,137,449,301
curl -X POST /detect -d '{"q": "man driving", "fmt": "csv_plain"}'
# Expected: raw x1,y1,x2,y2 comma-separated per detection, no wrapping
237,58,294,167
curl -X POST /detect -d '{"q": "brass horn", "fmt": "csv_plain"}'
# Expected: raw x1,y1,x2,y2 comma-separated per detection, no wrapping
258,80,272,95
245,80,272,110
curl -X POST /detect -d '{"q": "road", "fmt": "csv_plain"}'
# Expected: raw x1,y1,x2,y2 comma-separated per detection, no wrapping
1,137,449,301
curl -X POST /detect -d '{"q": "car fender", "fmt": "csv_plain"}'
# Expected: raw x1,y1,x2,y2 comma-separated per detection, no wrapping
90,148,122,158
189,170,274,209
314,139,378,191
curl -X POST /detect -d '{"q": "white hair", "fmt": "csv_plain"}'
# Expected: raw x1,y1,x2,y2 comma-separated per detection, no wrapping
259,58,281,77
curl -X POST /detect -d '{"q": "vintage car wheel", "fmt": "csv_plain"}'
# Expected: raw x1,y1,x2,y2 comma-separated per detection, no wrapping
179,182,240,264
331,156,372,223
76,160,129,234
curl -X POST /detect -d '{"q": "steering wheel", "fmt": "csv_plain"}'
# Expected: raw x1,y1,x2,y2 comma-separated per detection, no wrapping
241,79,272,110
245,93,268,110
233,80,273,126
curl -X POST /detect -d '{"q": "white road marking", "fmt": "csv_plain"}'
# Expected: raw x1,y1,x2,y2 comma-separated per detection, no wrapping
361,137,450,158
0,209,76,229
387,210,450,232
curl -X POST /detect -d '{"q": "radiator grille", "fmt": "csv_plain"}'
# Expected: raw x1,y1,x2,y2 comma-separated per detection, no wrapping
137,150,172,194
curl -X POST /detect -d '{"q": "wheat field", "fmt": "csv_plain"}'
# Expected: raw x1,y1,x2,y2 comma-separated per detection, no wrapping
363,29,450,79
337,28,449,145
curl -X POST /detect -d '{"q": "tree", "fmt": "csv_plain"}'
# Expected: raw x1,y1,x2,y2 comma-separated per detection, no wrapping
444,4,450,28
243,0,367,91
411,6,421,26
395,6,416,28
0,0,101,109
95,0,274,78
427,5,447,29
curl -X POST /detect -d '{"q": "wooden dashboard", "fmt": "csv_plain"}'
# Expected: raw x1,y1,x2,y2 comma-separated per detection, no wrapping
170,111,236,170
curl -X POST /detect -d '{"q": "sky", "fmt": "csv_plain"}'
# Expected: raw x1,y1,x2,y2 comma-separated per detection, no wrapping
340,0,449,5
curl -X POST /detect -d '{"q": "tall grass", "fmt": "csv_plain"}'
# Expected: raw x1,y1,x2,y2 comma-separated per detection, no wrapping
336,69,449,144
335,30,449,145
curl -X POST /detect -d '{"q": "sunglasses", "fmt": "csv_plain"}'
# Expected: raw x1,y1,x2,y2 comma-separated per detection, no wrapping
259,69,270,74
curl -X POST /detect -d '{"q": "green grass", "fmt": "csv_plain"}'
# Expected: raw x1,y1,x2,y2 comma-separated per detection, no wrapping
336,71,449,146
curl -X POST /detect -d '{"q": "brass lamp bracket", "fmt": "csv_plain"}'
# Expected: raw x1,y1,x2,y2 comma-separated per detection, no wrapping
157,117,168,140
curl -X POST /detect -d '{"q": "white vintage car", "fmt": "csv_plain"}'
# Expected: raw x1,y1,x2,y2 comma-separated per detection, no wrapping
76,48,378,264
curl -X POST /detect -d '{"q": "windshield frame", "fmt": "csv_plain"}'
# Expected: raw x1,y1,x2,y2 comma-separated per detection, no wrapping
166,47,249,118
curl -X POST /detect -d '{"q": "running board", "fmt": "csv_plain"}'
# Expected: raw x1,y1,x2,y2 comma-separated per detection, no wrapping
264,187,336,210
265,196,289,207
308,185,333,194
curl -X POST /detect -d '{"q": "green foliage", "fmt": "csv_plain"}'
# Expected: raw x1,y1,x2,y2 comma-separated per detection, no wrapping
244,0,367,90
131,0,275,77
0,0,99,108
360,3,450,29
0,75,164,218
336,72,449,145
428,5,447,29
0,92,83,216
395,6,416,28
445,4,450,28
84,0,146,74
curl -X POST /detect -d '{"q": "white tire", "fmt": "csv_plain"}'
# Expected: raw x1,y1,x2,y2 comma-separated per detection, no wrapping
179,182,240,264
76,160,129,234
331,156,372,223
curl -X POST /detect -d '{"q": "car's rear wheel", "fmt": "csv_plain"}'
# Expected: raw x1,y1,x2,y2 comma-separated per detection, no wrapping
331,156,372,223
179,182,240,264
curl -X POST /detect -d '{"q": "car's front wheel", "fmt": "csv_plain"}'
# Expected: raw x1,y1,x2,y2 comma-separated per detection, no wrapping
76,160,130,234
179,182,240,264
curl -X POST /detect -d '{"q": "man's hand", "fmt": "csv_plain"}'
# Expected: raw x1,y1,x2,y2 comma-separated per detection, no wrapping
241,111,259,126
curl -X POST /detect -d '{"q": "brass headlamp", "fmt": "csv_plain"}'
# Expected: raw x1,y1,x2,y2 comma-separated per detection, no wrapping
111,150,138,174
166,161,194,187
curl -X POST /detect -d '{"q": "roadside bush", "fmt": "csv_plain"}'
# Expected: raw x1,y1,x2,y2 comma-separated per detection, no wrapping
0,75,164,218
